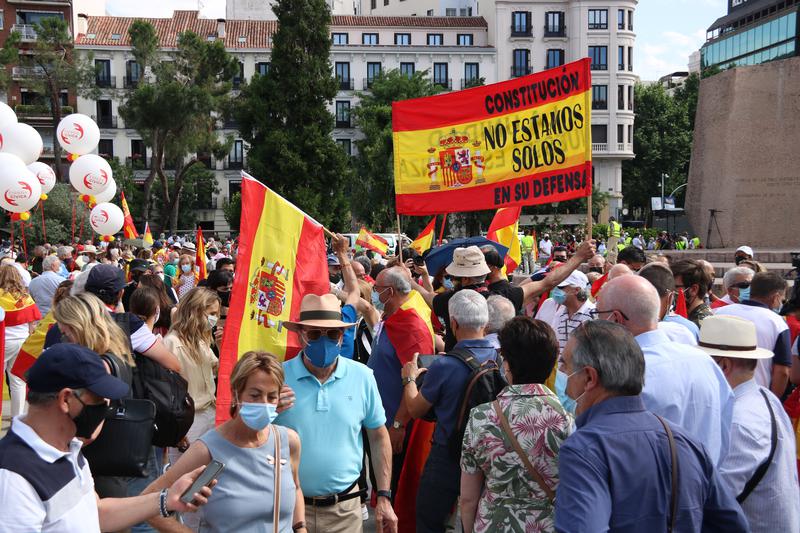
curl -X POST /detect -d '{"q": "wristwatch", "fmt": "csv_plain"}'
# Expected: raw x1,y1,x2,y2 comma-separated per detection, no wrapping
392,420,404,430
402,376,416,386
376,489,392,501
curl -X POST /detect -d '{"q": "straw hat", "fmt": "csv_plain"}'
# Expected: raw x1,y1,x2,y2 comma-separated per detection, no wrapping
697,315,773,359
445,246,491,278
283,293,356,331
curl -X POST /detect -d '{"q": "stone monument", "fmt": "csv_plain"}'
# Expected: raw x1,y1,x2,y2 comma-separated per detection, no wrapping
686,56,800,248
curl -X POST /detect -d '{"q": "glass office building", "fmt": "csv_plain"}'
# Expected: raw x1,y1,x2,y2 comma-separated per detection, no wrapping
702,1,799,69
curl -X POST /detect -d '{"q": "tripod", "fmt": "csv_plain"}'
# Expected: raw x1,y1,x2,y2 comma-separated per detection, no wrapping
706,209,725,248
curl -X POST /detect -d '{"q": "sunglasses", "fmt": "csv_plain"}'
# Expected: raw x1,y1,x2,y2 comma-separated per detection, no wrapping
303,328,344,341
589,308,630,321
731,282,751,289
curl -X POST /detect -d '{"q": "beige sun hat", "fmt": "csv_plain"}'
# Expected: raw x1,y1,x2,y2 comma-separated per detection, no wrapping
283,293,356,331
697,315,773,359
445,246,491,278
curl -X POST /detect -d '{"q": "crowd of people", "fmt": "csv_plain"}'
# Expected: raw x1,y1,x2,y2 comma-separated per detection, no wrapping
0,227,798,533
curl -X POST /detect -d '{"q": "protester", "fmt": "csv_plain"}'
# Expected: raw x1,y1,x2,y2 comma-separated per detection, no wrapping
615,246,646,272
215,257,235,273
0,265,41,416
460,316,570,533
80,244,99,271
713,266,755,309
548,270,594,353
30,246,45,275
163,251,180,289
276,293,397,533
637,263,699,344
554,321,749,531
10,253,32,286
699,316,800,532
484,295,515,349
538,233,552,264
671,259,714,327
174,254,198,299
587,254,605,274
136,274,176,336
128,285,163,335
28,255,63,315
715,272,792,397
144,351,304,532
122,258,152,311
551,246,568,263
596,275,734,465
57,245,75,276
735,245,754,265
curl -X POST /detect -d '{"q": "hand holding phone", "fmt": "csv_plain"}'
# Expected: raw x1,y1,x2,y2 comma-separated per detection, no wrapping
180,460,225,504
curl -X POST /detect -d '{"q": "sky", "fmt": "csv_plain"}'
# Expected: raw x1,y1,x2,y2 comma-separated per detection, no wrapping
105,0,728,81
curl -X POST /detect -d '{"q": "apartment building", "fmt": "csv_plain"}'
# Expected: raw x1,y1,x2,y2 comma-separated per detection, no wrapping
72,10,495,231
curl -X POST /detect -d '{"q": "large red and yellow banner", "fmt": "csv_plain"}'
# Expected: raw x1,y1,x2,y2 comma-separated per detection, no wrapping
393,58,593,215
216,172,329,423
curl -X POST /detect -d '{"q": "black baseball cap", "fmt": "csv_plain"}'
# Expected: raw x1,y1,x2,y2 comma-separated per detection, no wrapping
85,264,126,294
27,344,129,400
129,259,150,272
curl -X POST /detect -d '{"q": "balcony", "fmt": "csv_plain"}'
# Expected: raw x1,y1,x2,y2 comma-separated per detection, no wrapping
461,78,481,90
126,156,148,170
96,76,116,88
197,197,219,210
232,77,242,90
617,142,633,152
591,63,608,71
335,118,352,128
592,143,608,152
222,117,239,129
544,25,566,38
15,104,74,118
510,25,532,38
338,78,354,91
198,155,214,169
224,159,244,170
363,77,377,90
123,76,140,88
11,24,37,42
511,65,532,78
12,66,45,80
433,78,452,91
92,115,118,128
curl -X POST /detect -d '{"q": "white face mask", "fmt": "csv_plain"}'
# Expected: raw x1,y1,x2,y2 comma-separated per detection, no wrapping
207,315,219,328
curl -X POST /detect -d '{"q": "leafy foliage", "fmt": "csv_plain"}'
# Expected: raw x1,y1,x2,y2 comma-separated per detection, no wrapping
223,192,242,231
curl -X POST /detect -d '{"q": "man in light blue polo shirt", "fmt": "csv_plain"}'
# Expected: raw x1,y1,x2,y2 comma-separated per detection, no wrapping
277,293,397,533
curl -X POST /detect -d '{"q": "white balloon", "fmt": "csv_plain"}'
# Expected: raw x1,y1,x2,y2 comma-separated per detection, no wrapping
0,153,27,174
0,168,42,213
93,179,117,203
90,202,124,236
56,113,100,156
0,122,43,165
69,154,112,196
27,162,57,195
0,102,17,128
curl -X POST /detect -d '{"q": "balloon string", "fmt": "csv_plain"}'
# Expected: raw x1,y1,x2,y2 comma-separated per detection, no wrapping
39,201,47,243
79,201,85,243
9,219,14,255
20,221,27,258
71,194,76,244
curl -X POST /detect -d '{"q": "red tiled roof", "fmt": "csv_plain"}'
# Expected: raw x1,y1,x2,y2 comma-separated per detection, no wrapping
75,11,487,47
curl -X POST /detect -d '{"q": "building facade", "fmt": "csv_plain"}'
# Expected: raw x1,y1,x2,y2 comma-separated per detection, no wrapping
701,0,799,70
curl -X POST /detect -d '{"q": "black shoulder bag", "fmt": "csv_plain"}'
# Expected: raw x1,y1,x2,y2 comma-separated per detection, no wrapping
737,389,778,503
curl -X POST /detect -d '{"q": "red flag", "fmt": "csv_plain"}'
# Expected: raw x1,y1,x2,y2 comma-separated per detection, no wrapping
591,272,609,298
674,288,689,318
196,227,207,281
486,207,522,272
120,191,138,239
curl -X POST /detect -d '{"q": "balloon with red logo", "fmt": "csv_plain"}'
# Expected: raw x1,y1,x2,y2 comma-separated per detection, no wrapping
92,178,117,204
0,122,43,165
0,102,16,128
27,162,56,198
0,166,42,214
69,154,112,196
89,202,124,237
56,113,100,156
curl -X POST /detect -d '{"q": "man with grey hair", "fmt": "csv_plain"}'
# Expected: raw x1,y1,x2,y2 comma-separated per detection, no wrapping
56,246,74,277
485,295,515,349
555,321,749,531
28,255,63,315
596,275,734,465
401,289,498,531
354,255,373,281
713,266,755,309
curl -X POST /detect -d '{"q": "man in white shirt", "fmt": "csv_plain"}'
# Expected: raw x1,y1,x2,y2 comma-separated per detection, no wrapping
700,315,800,533
0,344,212,532
538,233,553,264
638,263,698,345
714,266,754,309
29,255,64,315
548,270,594,353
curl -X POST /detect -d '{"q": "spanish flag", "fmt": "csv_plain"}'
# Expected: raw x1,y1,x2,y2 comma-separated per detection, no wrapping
120,191,138,239
143,222,154,246
487,206,522,273
216,172,328,424
196,227,207,281
11,311,55,379
356,227,389,256
409,217,436,255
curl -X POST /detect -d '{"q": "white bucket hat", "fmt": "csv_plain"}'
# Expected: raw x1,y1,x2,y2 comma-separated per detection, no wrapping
445,246,491,278
697,315,773,359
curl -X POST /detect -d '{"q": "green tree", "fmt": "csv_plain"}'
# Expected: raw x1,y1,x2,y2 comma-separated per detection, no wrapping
119,21,238,232
351,69,442,232
674,72,700,131
223,192,242,231
235,0,351,230
0,33,20,91
14,18,98,180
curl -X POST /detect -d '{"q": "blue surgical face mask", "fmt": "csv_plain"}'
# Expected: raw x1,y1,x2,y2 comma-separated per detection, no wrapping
304,337,340,368
555,370,577,414
371,290,385,312
551,286,567,305
238,402,278,431
738,287,751,302
443,277,454,290
181,264,192,273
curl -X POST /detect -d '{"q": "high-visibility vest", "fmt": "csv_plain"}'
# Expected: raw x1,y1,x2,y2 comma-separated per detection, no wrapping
609,221,621,238
521,235,534,252
692,237,700,248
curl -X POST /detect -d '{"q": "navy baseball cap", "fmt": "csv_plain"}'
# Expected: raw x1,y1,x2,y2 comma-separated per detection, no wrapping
85,264,126,293
327,253,340,266
129,259,150,272
27,344,129,400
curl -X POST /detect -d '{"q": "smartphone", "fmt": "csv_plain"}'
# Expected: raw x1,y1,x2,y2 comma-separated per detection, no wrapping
413,256,425,266
180,460,225,504
416,354,438,369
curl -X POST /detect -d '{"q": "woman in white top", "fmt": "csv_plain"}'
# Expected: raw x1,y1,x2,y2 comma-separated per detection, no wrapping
173,254,198,300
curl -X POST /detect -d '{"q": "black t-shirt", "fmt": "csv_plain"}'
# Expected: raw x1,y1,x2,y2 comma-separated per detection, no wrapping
433,285,491,351
487,279,524,313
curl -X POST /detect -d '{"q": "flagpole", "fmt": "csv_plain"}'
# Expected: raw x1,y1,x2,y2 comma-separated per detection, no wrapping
587,191,593,240
396,214,403,262
437,213,447,246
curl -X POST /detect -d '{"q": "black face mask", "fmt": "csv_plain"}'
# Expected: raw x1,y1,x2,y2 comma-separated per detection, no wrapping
218,290,231,307
72,394,111,439
589,266,604,274
734,256,745,265
329,273,342,284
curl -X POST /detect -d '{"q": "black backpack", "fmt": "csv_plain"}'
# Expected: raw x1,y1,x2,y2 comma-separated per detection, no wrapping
112,313,196,447
446,349,507,459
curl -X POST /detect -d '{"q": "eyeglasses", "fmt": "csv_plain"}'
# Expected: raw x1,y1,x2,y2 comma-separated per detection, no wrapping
589,308,630,321
731,282,751,289
303,328,344,341
553,256,568,261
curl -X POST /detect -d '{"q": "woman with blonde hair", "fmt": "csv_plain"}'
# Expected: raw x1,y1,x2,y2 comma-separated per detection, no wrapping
174,254,198,299
164,287,220,467
0,264,41,416
144,351,304,532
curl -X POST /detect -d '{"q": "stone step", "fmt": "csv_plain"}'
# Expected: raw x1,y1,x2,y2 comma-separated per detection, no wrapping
662,249,799,264
710,262,796,278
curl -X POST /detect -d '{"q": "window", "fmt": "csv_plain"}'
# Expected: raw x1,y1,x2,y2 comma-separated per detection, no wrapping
628,46,633,71
228,180,242,200
335,62,352,90
427,33,443,46
446,8,456,16
238,36,247,43
337,139,352,156
95,59,112,87
618,9,625,30
130,139,146,167
233,61,244,89
395,33,411,45
618,46,625,70
588,9,608,30
427,9,434,16
463,63,479,88
617,124,624,145
433,63,449,89
591,124,608,144
546,49,565,69
457,34,473,46
459,8,472,16
125,60,141,88
366,62,381,88
589,46,608,70
628,125,633,144
384,0,388,6
628,10,633,31
400,62,415,78
618,84,625,110
628,85,634,110
332,32,348,45
545,12,565,36
511,11,532,36
0,11,4,31
512,49,530,77
362,33,378,45
96,100,113,128
592,85,608,110
228,140,244,169
335,101,351,128
111,33,121,40
98,139,114,159
256,62,270,76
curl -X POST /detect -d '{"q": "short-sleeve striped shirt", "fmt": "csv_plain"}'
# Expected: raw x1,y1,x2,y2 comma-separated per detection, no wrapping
552,300,595,353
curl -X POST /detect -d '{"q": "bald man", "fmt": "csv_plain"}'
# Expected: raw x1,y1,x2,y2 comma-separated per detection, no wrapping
606,263,633,281
596,275,734,465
